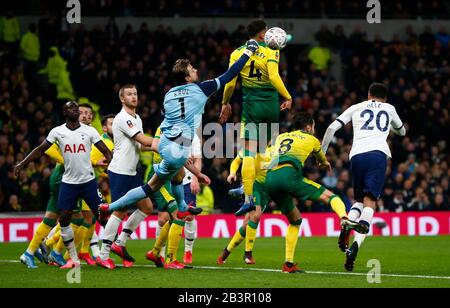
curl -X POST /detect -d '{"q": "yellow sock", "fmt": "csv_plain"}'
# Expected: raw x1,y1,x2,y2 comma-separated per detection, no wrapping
54,237,65,254
46,228,61,248
242,156,256,198
165,220,184,264
330,195,347,219
153,221,171,257
245,222,258,252
80,224,95,254
26,221,54,254
226,227,246,252
285,224,300,263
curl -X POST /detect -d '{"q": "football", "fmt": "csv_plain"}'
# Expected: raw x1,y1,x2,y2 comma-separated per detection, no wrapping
264,27,288,50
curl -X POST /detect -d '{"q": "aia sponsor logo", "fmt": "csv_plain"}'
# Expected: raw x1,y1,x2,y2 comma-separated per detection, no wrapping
64,144,87,153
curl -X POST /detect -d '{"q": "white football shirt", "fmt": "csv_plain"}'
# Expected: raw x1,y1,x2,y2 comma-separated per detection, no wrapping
108,108,143,176
337,100,404,159
47,123,101,184
183,134,202,186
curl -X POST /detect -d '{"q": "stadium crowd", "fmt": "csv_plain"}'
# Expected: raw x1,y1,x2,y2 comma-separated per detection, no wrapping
3,0,449,18
0,15,449,213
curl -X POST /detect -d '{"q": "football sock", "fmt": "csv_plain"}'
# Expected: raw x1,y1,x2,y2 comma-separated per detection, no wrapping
171,182,188,211
90,232,100,258
54,237,65,254
226,227,246,252
61,226,79,262
348,202,364,221
156,222,167,258
184,219,197,252
285,224,300,263
116,210,147,247
355,207,374,247
153,221,170,257
329,195,348,219
242,155,256,202
80,223,95,254
245,221,258,252
99,214,122,260
26,219,55,255
45,225,61,248
109,186,147,212
166,220,185,263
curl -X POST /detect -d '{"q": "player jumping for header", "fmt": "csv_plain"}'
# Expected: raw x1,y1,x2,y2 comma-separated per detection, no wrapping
99,39,260,268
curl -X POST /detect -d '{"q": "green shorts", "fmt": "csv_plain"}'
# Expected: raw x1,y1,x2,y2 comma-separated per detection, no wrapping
253,181,269,212
46,165,63,214
147,170,177,213
266,165,325,214
241,99,280,142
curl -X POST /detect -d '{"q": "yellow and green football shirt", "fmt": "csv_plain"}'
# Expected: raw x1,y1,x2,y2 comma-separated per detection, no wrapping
271,130,327,172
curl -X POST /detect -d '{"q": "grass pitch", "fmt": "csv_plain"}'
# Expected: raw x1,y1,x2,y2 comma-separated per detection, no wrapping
1,236,449,288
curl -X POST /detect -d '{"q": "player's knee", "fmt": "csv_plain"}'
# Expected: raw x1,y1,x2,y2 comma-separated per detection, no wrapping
320,189,334,204
59,212,72,227
45,212,58,221
113,211,127,220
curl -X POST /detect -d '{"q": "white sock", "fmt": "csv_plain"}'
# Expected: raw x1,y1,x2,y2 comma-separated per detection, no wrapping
156,223,166,259
348,202,364,221
354,233,367,248
90,232,100,259
100,214,122,260
354,207,375,248
46,226,58,240
115,210,147,247
184,219,197,253
61,226,79,262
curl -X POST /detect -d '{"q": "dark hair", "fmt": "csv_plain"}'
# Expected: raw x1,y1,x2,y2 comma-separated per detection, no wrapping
101,114,116,126
247,19,267,38
369,83,388,99
119,84,137,97
293,112,314,130
172,59,191,85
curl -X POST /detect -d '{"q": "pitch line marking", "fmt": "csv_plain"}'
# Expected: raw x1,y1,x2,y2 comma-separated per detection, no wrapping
1,260,450,281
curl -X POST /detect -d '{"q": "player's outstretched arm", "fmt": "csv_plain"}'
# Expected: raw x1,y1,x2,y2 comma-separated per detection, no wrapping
14,140,53,176
198,39,259,98
133,132,154,148
321,120,343,154
94,140,113,164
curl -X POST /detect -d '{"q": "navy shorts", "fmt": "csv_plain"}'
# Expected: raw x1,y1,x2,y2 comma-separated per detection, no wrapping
351,150,387,201
57,179,103,212
183,183,197,206
108,170,144,202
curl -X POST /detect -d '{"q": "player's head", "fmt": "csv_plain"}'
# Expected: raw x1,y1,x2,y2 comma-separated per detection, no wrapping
101,114,115,138
119,84,138,108
172,59,198,85
368,83,388,102
292,112,315,134
247,19,267,41
63,101,80,122
79,103,94,125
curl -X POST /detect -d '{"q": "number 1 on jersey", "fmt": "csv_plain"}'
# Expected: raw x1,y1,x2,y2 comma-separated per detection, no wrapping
179,98,186,120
